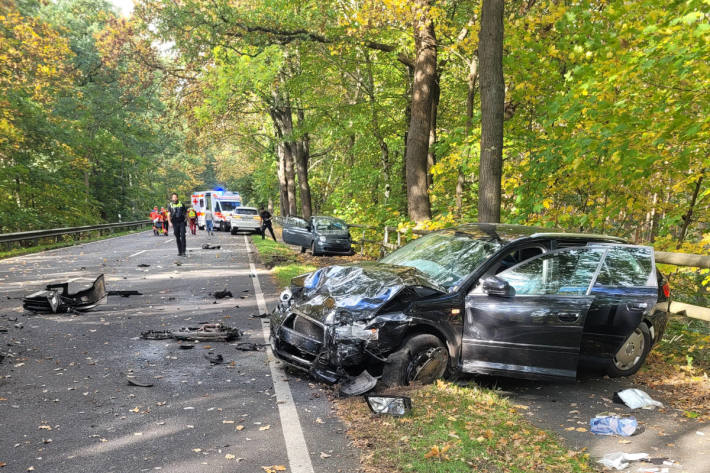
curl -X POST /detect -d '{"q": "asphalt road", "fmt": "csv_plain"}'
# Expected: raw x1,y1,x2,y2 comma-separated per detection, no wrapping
0,230,360,473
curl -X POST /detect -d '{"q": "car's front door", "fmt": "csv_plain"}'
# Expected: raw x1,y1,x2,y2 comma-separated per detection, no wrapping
462,246,607,381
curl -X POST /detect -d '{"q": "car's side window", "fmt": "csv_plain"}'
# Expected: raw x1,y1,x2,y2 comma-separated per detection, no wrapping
493,246,545,274
594,246,655,287
497,247,606,296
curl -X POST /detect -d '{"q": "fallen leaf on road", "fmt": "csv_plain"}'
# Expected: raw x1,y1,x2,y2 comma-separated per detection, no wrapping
261,466,286,473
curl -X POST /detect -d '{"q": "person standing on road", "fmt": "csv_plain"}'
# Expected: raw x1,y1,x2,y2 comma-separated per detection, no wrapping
167,193,188,257
187,207,197,235
204,208,214,236
259,207,276,241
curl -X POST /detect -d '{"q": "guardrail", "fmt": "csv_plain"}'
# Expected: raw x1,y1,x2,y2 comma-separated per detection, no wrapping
273,216,709,321
0,220,152,249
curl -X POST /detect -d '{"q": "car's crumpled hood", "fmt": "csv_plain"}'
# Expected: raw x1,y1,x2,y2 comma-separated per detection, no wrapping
288,262,444,323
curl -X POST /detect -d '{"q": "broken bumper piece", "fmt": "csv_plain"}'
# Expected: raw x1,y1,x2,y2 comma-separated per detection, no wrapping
23,274,107,313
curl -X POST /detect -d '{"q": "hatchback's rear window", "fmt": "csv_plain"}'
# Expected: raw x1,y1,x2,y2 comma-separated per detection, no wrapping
236,208,258,215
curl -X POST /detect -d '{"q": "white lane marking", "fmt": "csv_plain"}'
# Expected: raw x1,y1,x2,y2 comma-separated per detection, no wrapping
129,250,146,258
244,234,315,473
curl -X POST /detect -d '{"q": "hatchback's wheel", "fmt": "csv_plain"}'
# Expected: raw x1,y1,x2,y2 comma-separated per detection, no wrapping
608,323,651,377
382,334,449,387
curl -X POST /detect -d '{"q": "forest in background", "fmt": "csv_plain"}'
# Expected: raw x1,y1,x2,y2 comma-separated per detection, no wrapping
1,0,708,261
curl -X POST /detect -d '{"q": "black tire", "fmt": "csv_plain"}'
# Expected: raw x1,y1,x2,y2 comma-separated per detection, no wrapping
607,323,651,377
311,241,322,257
381,334,449,387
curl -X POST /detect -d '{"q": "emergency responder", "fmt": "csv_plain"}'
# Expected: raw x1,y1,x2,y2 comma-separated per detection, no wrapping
187,206,197,235
259,207,276,241
160,207,169,235
167,193,188,256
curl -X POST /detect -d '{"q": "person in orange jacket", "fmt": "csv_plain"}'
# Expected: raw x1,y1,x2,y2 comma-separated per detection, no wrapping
160,207,169,235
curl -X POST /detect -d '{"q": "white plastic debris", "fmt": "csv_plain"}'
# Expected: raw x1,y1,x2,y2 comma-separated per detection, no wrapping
597,452,649,470
617,388,664,410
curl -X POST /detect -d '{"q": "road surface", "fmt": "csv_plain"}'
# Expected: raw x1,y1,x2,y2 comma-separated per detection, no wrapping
0,230,361,473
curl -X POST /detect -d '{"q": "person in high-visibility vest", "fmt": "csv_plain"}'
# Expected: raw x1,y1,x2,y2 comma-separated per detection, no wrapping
167,193,188,257
187,207,197,235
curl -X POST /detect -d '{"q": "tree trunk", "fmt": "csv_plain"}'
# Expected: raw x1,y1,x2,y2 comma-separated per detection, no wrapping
676,169,706,249
426,70,439,189
404,0,436,223
478,0,505,223
295,108,313,219
456,57,478,216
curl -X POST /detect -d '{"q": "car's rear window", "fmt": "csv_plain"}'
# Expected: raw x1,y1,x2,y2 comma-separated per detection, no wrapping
595,246,655,287
236,208,258,215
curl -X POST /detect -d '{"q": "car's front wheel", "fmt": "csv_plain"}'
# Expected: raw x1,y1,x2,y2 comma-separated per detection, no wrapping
608,323,651,377
382,334,449,387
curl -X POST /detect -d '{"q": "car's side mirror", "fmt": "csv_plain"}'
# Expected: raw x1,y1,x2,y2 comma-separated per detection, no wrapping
482,276,514,297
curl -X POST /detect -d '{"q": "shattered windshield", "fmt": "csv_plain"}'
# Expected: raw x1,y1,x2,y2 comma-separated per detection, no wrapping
380,232,501,289
313,217,348,232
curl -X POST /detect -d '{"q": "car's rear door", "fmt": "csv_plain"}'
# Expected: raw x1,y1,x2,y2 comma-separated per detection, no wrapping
462,246,607,381
582,245,659,362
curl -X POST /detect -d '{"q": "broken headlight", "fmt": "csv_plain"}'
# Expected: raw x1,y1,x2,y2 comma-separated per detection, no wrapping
334,322,378,341
365,395,412,416
279,288,293,307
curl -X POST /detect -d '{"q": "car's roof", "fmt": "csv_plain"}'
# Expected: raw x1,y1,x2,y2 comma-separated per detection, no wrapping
440,223,626,244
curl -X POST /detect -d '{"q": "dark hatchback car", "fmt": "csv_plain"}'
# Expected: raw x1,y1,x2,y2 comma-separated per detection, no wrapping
281,215,353,256
270,224,670,390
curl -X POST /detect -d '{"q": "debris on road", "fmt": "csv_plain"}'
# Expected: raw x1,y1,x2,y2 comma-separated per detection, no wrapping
590,415,638,436
614,388,664,410
204,353,224,364
213,289,232,299
23,274,107,313
340,370,377,396
107,290,143,297
597,452,649,470
127,378,154,388
201,244,221,250
172,323,242,342
140,330,173,340
235,342,267,352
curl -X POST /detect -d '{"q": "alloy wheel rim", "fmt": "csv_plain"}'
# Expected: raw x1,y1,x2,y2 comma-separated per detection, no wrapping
613,328,645,370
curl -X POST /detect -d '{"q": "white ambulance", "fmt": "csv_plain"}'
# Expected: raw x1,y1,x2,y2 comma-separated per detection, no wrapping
190,189,242,232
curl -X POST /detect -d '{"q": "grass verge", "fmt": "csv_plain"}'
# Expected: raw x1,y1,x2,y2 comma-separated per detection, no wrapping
0,228,148,260
335,381,593,473
250,236,317,287
634,315,710,420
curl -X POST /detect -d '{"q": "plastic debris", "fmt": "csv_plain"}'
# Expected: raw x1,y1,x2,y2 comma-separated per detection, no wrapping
614,388,663,410
214,290,232,299
597,452,649,470
340,370,377,396
590,415,637,436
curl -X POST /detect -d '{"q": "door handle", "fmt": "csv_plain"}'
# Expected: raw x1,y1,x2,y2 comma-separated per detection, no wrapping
556,312,580,322
626,302,648,311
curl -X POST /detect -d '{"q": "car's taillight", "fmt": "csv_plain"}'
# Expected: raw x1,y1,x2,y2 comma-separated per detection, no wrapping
662,282,670,298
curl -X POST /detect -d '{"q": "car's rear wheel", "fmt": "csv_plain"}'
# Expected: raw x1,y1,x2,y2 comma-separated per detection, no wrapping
608,323,651,377
382,334,449,387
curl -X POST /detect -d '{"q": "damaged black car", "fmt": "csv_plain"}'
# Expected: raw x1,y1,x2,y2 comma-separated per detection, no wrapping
270,224,670,391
